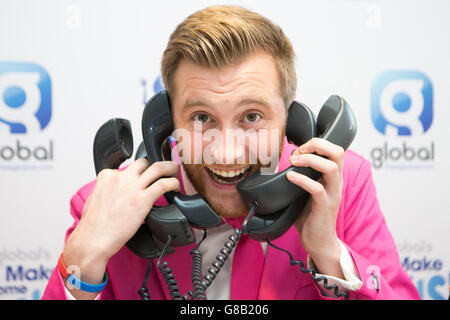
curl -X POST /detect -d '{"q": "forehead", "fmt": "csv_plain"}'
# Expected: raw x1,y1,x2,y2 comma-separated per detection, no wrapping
171,51,282,105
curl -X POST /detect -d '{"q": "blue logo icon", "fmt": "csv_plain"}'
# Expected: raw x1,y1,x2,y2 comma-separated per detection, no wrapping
371,70,433,136
0,62,52,134
153,75,164,93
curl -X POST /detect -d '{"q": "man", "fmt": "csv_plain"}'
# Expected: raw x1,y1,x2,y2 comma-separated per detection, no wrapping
42,5,420,300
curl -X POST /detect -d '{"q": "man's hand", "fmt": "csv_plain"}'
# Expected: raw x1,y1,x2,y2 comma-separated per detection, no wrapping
286,137,345,279
62,158,180,299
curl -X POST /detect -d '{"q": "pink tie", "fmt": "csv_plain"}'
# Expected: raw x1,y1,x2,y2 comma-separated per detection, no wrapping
230,232,265,299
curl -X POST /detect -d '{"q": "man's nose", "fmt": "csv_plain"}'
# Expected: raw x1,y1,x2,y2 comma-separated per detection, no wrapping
207,130,246,165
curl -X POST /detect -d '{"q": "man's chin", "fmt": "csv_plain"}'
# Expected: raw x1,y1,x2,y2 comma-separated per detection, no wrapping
199,174,251,219
205,195,250,219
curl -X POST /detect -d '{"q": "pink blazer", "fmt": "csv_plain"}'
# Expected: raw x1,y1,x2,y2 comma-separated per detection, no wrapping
42,139,420,300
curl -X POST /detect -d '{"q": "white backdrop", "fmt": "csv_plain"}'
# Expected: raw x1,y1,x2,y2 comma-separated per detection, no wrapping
0,0,449,300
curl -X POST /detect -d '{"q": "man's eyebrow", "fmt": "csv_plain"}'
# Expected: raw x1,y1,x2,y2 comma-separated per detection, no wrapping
182,97,272,110
238,98,272,109
183,99,210,109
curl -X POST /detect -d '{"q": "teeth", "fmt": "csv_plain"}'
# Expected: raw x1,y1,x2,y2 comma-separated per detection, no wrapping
225,171,235,178
207,165,249,178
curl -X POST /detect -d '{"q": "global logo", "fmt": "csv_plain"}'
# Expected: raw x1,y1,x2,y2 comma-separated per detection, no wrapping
0,62,52,134
371,70,433,136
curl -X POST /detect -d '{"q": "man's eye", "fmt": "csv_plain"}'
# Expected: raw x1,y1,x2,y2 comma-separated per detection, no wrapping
193,114,210,123
244,112,261,123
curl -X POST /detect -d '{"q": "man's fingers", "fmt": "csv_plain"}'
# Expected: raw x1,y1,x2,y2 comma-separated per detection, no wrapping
144,177,180,204
138,161,179,188
286,170,327,202
289,153,341,194
125,157,151,175
295,138,345,171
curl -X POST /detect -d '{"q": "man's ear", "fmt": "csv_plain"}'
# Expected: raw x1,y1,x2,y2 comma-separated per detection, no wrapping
285,95,296,121
286,94,296,109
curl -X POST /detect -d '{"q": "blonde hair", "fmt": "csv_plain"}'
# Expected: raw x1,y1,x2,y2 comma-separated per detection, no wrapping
161,5,297,106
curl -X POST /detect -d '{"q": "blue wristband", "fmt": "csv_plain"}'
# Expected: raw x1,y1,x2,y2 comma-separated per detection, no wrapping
67,272,108,293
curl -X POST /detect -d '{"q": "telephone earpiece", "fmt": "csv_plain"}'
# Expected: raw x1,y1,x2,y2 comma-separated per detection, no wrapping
238,95,356,214
236,100,317,215
141,92,225,229
93,118,134,175
241,95,357,241
93,115,196,259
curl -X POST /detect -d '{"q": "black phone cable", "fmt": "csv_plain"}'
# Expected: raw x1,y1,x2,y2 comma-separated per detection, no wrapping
138,258,153,300
187,229,208,300
201,227,242,290
157,235,182,300
156,231,209,301
155,204,257,300
201,203,257,290
266,239,350,300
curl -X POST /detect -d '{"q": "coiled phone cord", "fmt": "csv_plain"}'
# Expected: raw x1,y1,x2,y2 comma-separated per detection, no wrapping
188,229,208,300
190,249,206,299
201,203,256,290
201,227,242,290
266,240,350,300
142,204,257,300
181,225,243,300
138,259,152,300
157,235,182,300
138,232,207,301
146,232,207,300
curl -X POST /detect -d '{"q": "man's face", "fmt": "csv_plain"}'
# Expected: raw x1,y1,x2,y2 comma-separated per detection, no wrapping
171,51,287,219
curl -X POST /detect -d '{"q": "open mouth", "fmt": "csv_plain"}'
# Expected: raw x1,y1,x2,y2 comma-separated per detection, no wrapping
205,165,252,185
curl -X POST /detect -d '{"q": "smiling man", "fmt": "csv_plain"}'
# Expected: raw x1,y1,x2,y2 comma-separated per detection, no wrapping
42,5,420,300
171,52,287,219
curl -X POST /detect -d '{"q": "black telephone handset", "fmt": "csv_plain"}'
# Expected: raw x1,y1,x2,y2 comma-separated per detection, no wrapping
239,94,357,241
140,92,224,229
93,91,357,258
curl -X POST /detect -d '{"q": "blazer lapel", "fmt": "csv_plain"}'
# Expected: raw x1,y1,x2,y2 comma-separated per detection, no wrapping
258,227,307,299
